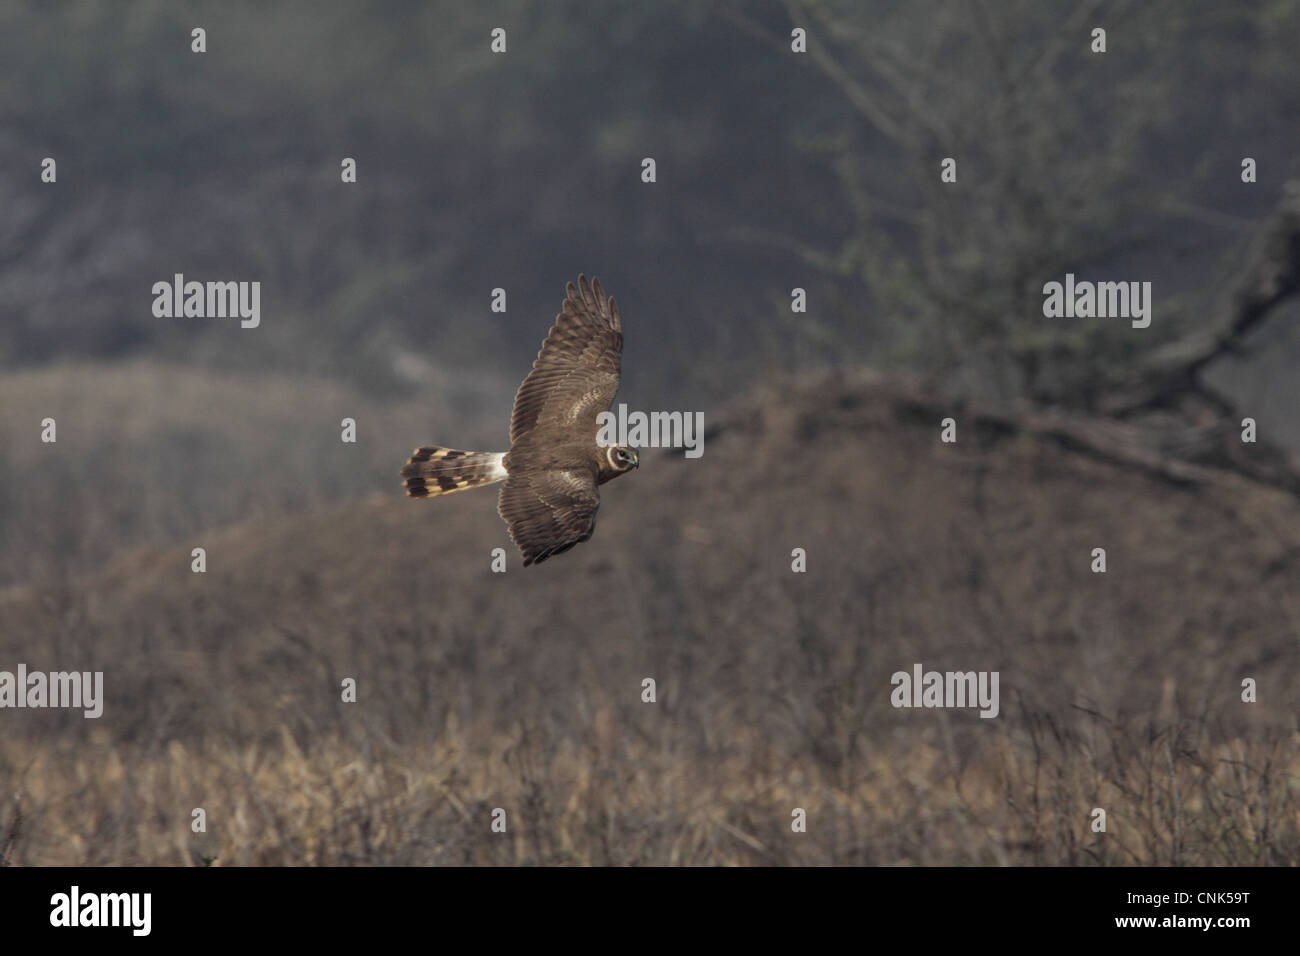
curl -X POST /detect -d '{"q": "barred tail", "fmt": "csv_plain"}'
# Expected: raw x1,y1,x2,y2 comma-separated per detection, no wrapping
401,447,508,498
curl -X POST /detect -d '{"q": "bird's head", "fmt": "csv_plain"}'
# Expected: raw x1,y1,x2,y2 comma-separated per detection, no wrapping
605,445,639,475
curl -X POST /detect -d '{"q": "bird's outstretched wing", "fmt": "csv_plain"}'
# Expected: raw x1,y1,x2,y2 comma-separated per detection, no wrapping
497,468,601,566
509,275,622,446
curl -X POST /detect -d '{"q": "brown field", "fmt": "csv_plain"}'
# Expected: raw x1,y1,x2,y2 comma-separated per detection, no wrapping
1,364,1296,865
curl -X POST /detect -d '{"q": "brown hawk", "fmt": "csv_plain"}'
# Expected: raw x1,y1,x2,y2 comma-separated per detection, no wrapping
400,275,638,565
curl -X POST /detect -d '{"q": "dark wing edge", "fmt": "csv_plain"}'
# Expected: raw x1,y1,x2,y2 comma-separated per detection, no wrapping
498,469,601,566
508,274,623,446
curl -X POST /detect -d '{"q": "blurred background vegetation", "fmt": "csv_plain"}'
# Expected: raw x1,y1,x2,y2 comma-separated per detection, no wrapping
2,0,1297,582
2,1,1296,395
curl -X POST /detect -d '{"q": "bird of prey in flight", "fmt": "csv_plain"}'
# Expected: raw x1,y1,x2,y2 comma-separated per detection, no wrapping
401,275,638,566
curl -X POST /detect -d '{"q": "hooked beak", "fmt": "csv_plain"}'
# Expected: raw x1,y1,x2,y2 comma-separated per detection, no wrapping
632,451,640,468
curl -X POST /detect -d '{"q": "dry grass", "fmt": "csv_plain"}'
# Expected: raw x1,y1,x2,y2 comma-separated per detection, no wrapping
3,714,1295,866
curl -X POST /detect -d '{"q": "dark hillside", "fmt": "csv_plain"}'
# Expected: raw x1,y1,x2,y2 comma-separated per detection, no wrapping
2,371,1295,865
